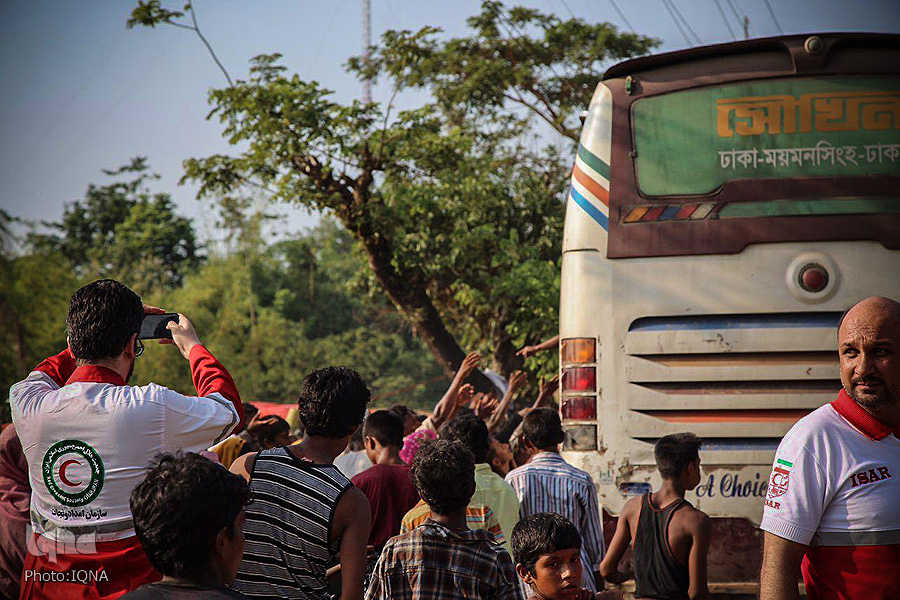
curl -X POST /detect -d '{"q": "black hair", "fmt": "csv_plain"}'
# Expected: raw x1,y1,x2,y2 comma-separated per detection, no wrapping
440,413,490,464
654,432,702,478
512,513,582,574
297,366,370,438
522,408,565,450
242,402,259,424
363,410,404,449
256,416,290,448
411,440,475,515
130,452,251,580
389,405,417,421
66,279,143,361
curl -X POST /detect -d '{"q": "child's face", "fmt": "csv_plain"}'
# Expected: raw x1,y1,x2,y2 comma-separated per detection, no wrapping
518,547,584,599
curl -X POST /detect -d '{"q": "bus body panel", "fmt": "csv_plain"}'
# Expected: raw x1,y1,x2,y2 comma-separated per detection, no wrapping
559,33,900,586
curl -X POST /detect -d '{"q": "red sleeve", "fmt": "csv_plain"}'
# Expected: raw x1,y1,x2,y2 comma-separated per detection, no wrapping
33,348,77,386
189,345,244,432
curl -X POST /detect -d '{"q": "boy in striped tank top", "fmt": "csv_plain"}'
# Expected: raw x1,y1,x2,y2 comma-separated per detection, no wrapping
230,367,373,600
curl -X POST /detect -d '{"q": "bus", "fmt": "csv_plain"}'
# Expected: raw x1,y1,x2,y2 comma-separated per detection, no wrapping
558,32,900,590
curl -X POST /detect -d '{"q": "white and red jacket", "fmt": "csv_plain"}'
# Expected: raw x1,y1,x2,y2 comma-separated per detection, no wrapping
760,390,900,600
10,345,242,600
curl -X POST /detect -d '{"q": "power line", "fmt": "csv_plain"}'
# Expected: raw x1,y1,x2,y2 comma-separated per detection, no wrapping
661,0,701,46
712,0,737,39
661,0,692,46
557,0,576,19
725,0,744,30
762,0,784,34
668,0,703,45
608,0,635,32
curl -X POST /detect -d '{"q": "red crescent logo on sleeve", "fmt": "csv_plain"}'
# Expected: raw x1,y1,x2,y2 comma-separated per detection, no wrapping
59,459,83,487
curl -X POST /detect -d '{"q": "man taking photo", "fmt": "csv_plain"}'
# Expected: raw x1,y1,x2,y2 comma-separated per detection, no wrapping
11,279,243,600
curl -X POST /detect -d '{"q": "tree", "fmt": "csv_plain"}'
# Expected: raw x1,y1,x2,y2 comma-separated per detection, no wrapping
30,157,201,294
127,1,656,382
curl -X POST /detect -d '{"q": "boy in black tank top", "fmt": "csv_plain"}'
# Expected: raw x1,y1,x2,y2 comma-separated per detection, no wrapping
600,433,711,600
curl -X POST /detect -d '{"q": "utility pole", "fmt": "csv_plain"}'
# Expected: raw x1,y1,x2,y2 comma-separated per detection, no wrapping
362,0,372,103
743,15,750,40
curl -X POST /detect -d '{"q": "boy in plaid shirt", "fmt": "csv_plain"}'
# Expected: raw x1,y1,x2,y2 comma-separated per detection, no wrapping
365,440,524,599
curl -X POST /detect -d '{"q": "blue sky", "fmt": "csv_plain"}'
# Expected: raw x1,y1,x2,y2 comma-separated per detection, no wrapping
2,0,898,245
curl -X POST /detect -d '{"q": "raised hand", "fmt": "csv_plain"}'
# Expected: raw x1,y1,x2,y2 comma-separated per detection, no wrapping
536,374,560,406
456,352,481,381
507,370,527,395
166,313,202,360
474,394,500,420
457,384,475,408
516,344,538,358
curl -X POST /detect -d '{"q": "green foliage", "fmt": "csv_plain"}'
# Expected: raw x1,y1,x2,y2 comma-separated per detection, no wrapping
0,251,85,422
351,1,658,140
28,158,201,294
126,1,655,384
133,215,447,409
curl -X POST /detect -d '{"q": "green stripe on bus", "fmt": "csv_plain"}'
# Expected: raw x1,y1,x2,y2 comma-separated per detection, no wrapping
577,145,610,181
777,459,793,467
719,197,900,219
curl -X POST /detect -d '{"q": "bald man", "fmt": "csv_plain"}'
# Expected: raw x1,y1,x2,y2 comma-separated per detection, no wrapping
759,297,900,600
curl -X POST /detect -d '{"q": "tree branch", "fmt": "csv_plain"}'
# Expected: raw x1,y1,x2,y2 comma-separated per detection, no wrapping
188,2,234,87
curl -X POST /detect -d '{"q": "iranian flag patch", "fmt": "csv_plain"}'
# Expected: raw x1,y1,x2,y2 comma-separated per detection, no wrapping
768,458,792,499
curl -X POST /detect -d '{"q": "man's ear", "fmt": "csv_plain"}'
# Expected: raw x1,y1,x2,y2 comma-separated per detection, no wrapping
515,563,533,584
214,526,228,557
123,333,138,360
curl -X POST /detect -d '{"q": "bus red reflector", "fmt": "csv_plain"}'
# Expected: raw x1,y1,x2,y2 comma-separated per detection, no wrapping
562,367,596,393
562,396,596,420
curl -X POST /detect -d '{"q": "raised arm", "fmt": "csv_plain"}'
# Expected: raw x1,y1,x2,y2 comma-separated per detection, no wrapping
487,370,526,432
759,532,805,600
165,314,243,435
516,334,560,359
430,352,481,428
519,374,559,417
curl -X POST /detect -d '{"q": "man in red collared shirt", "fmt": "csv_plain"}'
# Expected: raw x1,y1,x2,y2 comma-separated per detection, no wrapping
10,279,243,600
759,296,900,600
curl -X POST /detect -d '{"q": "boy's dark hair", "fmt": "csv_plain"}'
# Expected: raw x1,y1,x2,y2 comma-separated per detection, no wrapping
256,416,290,447
411,440,475,515
130,452,251,580
522,408,565,450
654,432,702,478
440,413,490,464
388,404,416,421
363,410,404,449
512,513,582,574
297,367,371,438
242,402,259,425
66,279,143,361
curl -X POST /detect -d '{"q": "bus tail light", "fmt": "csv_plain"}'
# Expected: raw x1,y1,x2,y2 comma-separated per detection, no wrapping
561,338,596,364
561,396,597,420
562,367,596,393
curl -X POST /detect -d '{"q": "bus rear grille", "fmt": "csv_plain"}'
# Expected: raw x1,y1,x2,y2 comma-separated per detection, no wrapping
622,313,841,458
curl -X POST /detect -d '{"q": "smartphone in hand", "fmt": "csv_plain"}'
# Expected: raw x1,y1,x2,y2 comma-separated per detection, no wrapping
140,313,179,340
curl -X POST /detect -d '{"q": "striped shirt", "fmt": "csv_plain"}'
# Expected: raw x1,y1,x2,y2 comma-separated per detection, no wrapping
234,447,352,599
365,519,524,600
505,452,605,591
400,500,506,547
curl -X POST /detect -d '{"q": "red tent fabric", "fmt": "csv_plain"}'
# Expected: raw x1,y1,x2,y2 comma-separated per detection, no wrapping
251,402,294,418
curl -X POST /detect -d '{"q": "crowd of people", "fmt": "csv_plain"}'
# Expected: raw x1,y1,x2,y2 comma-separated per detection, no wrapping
2,279,899,600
